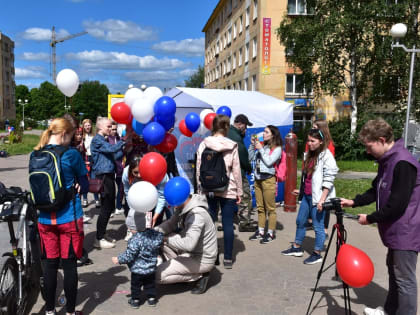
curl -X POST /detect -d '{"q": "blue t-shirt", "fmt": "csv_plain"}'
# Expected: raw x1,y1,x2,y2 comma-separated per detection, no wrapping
38,146,87,225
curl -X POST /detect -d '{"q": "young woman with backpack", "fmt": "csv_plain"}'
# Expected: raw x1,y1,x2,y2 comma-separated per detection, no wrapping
248,125,283,244
196,114,242,269
32,118,89,315
281,128,338,265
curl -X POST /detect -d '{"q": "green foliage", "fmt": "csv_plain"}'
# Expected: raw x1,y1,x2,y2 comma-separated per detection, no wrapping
0,134,40,155
184,65,204,88
334,178,376,216
72,80,109,121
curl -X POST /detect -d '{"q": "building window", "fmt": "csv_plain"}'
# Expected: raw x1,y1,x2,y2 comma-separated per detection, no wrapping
237,81,241,90
252,75,257,91
253,0,258,20
288,0,314,15
227,56,231,73
233,53,236,70
5,71,10,82
224,33,227,48
245,42,249,63
286,74,312,95
233,0,238,8
239,16,243,34
244,78,248,91
233,22,237,39
223,61,226,75
228,27,232,45
239,48,243,66
246,7,250,27
252,37,257,58
216,41,220,55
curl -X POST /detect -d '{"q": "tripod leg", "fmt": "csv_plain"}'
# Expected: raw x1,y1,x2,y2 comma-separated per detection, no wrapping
342,283,352,315
306,226,337,315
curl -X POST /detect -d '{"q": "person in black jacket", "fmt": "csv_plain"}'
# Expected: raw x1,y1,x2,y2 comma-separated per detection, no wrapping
227,114,253,222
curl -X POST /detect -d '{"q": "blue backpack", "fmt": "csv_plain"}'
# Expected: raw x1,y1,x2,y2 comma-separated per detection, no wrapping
29,145,74,212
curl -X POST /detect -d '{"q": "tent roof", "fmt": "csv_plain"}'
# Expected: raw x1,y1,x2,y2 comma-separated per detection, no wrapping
166,87,293,128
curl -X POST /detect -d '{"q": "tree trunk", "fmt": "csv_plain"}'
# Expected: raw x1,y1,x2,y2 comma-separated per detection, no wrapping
350,52,357,135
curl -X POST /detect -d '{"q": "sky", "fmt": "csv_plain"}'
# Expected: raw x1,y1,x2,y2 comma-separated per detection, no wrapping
0,0,219,93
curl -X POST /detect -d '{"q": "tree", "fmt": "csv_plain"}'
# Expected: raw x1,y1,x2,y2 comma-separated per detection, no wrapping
72,80,110,121
276,0,418,133
184,65,204,88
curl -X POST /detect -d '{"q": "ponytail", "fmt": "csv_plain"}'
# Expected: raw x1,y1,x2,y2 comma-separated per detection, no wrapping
34,118,73,150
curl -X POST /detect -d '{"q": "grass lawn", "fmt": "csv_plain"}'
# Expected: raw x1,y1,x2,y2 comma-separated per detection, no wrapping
297,159,378,173
0,134,40,155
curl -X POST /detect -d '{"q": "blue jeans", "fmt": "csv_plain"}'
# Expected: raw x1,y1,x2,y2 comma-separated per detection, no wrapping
295,194,325,252
207,196,237,261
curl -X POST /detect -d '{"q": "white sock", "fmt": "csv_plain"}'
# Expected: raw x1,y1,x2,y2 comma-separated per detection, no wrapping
268,229,274,236
258,227,264,234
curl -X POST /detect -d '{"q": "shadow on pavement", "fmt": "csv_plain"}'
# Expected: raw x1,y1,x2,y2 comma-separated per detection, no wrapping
77,265,128,315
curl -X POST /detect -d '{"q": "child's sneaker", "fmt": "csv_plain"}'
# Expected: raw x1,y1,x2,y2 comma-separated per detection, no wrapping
128,298,140,309
260,233,276,244
249,230,264,241
147,297,157,307
303,252,323,265
281,245,304,257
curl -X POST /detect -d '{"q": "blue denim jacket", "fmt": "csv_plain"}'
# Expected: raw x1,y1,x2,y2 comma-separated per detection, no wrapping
118,229,163,275
91,134,124,176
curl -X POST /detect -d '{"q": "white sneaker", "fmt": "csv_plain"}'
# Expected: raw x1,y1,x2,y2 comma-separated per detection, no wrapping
82,199,88,207
95,200,101,208
104,234,116,243
94,238,116,249
83,215,91,223
124,230,133,241
110,212,114,218
363,306,386,315
115,208,124,215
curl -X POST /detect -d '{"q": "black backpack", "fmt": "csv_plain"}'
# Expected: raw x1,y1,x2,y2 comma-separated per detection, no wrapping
199,148,229,192
29,145,74,212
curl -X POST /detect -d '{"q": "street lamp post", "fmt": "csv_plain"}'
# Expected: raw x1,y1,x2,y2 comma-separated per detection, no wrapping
18,98,28,130
390,23,420,148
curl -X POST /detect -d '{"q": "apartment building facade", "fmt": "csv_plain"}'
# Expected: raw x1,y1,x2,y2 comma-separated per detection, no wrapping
0,32,16,122
202,0,351,123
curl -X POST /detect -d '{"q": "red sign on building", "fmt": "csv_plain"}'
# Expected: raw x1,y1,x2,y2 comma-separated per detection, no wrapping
262,18,271,75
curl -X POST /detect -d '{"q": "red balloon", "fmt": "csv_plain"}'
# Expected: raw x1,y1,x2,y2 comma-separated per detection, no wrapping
336,244,374,288
111,102,132,125
139,152,167,186
179,119,193,137
204,113,217,130
155,133,178,153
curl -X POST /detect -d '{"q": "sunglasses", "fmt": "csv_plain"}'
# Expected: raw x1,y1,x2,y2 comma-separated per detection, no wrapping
310,128,324,140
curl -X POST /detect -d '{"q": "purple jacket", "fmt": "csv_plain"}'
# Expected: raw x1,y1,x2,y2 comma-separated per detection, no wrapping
377,139,420,251
108,135,124,177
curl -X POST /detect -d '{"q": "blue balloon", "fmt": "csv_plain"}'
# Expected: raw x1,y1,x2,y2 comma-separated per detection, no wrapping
142,122,166,146
154,96,176,118
132,119,145,135
164,176,191,206
156,115,175,131
216,106,232,118
185,112,200,133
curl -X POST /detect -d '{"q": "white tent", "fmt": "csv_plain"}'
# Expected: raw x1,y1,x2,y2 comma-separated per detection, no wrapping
165,87,294,200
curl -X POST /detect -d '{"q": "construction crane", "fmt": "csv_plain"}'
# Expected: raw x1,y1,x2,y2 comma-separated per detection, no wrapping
50,26,87,82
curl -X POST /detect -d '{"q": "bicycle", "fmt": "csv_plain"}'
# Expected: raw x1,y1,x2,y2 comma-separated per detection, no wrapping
0,185,45,315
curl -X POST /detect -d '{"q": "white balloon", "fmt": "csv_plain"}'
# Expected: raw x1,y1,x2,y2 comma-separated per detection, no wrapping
200,109,214,121
131,96,155,124
56,69,79,97
143,87,163,105
127,181,158,213
124,88,143,108
197,123,209,136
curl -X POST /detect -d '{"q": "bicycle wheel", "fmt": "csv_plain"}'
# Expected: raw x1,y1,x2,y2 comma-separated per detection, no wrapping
0,256,18,315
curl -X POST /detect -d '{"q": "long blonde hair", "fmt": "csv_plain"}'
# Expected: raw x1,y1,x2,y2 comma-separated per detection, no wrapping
82,118,93,138
35,118,73,150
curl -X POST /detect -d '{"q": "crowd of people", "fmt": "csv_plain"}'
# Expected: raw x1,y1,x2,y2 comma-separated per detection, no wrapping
29,112,418,315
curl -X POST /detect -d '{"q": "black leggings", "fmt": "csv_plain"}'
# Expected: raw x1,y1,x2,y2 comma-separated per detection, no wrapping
43,258,78,313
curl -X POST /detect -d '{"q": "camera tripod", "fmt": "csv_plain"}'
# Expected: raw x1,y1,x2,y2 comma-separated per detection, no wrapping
305,208,359,315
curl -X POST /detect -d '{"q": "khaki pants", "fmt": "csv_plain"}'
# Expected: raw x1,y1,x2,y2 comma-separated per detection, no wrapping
155,243,214,284
238,175,252,219
254,176,277,231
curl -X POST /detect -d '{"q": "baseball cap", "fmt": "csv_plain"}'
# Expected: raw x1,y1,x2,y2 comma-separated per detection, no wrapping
234,114,253,126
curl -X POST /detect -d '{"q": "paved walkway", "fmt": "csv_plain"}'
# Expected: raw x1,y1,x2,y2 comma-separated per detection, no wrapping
0,155,418,315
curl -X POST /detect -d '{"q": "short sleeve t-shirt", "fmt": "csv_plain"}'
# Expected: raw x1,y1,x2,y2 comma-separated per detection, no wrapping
38,146,87,225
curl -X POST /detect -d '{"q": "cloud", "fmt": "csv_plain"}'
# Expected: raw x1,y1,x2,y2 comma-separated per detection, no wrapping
83,19,157,43
20,52,49,62
15,67,46,79
152,38,204,57
22,27,70,41
66,50,188,70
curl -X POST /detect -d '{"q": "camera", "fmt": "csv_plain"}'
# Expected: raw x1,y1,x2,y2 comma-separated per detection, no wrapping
322,197,342,212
